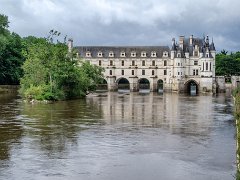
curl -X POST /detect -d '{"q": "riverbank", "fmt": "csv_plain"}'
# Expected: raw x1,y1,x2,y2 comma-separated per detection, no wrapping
0,85,19,93
233,88,240,179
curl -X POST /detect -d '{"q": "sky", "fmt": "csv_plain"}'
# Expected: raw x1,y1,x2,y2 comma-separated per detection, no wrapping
1,0,240,52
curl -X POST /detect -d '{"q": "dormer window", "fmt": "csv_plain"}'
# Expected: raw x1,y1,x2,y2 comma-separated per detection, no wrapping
177,53,181,58
120,52,126,57
151,51,157,57
86,51,91,57
163,51,168,57
206,53,209,58
141,51,147,57
194,51,198,57
131,52,136,57
98,51,103,57
109,51,114,57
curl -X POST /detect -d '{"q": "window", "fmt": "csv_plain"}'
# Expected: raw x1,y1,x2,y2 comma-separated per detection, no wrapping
98,51,103,57
122,70,124,75
141,51,146,57
132,70,134,76
131,52,136,57
142,61,145,66
202,62,204,71
194,61,198,65
142,70,145,75
206,62,208,71
99,60,102,66
177,53,181,58
178,72,180,75
152,61,155,66
178,63,180,66
210,62,212,71
86,51,91,57
110,60,113,66
163,51,168,57
120,52,125,57
164,60,167,66
109,70,112,75
109,51,114,57
196,69,199,75
193,69,196,75
132,60,135,66
121,60,124,66
152,70,155,76
194,51,198,57
206,53,209,58
164,70,167,75
151,51,157,57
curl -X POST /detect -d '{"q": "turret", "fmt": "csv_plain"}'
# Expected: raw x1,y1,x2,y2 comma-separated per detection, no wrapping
210,38,216,59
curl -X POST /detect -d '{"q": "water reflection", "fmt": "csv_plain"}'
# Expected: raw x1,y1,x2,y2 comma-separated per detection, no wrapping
0,93,23,161
21,99,104,158
0,92,236,180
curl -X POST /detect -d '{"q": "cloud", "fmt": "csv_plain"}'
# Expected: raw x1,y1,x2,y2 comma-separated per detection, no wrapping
1,0,240,51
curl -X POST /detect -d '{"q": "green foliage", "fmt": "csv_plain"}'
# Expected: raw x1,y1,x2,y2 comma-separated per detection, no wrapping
216,50,240,76
20,34,104,100
0,14,25,85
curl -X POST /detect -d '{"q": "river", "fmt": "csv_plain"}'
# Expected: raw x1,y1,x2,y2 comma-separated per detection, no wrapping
0,92,236,180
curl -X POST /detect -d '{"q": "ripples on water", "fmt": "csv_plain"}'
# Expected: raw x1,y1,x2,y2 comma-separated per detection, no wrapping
0,92,236,180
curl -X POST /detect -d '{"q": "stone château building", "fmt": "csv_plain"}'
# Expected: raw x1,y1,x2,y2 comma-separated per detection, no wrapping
71,35,217,94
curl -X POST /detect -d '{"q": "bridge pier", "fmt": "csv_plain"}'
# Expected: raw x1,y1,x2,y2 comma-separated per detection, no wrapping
129,77,138,92
107,77,117,91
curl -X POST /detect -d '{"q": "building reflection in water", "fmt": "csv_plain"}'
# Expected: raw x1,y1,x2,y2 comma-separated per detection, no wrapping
88,92,222,137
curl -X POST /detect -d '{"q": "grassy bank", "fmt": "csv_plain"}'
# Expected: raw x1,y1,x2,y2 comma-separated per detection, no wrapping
234,88,240,179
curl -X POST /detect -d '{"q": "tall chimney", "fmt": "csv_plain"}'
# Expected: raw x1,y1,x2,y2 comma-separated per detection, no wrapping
68,38,73,53
179,36,184,49
190,35,193,45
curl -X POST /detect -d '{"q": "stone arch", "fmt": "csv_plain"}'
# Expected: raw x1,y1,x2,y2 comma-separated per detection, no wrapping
184,79,199,95
138,78,150,90
157,79,164,93
116,77,130,91
96,78,108,91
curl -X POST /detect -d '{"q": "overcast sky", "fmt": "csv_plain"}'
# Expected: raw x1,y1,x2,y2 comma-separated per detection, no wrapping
1,0,240,52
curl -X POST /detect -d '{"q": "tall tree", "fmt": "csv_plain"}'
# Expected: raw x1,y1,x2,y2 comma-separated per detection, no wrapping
0,14,24,85
20,35,104,100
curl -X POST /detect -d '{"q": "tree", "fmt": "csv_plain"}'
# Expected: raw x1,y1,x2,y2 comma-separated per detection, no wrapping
20,35,104,100
216,51,240,76
0,14,25,85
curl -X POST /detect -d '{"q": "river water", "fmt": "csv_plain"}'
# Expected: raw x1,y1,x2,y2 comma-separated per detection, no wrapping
0,92,236,180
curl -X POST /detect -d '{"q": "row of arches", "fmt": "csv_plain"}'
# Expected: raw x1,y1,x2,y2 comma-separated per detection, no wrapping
97,78,198,95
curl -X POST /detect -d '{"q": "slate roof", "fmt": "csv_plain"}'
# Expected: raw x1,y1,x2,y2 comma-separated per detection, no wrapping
75,46,170,58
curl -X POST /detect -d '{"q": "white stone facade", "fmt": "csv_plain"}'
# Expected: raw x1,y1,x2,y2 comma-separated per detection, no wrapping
75,35,217,93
